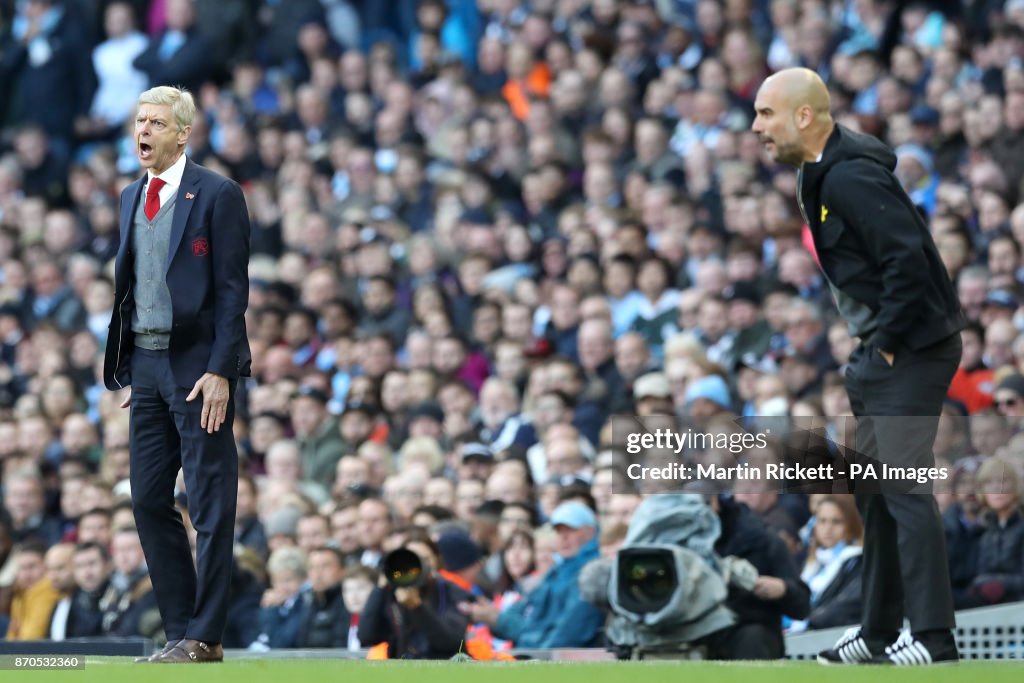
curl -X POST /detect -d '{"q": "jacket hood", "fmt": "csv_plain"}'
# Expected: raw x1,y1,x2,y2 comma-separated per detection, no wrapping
801,124,897,194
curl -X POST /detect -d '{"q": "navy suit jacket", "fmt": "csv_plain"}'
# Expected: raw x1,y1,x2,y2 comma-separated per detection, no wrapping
104,158,252,391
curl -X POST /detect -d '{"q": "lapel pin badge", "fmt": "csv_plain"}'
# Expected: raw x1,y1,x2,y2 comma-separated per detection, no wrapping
185,192,194,200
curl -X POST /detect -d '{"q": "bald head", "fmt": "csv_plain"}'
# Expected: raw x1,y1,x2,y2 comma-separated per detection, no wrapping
752,68,834,166
765,69,831,114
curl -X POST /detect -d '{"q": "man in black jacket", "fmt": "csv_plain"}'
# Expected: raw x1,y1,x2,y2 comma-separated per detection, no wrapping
358,536,471,659
295,547,350,648
707,495,810,659
752,68,966,665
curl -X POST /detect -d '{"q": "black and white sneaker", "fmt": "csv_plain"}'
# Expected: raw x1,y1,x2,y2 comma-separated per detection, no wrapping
871,631,959,665
817,627,878,665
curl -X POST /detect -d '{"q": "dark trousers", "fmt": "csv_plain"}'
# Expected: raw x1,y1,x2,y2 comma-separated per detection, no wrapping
845,333,961,636
705,623,785,660
128,348,238,644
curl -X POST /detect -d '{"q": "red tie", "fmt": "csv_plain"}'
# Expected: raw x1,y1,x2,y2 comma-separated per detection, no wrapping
145,177,167,220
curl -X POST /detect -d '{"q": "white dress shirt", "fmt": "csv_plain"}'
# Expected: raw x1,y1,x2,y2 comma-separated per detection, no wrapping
145,151,187,209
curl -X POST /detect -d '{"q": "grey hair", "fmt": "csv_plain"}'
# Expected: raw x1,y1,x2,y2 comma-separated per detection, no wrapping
137,86,196,132
267,546,308,579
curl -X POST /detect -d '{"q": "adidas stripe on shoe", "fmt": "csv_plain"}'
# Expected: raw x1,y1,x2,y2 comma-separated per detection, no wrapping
871,631,959,665
817,627,876,665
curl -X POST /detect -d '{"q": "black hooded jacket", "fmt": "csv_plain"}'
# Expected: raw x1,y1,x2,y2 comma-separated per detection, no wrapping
798,125,965,353
714,497,811,629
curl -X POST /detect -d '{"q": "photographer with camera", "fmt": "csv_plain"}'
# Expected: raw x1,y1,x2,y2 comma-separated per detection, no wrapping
358,530,471,659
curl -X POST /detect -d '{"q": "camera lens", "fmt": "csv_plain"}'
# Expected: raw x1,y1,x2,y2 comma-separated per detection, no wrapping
383,548,425,588
625,557,674,600
617,548,678,614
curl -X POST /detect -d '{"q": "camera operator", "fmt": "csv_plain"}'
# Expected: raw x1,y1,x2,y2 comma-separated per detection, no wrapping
358,529,472,659
707,493,810,659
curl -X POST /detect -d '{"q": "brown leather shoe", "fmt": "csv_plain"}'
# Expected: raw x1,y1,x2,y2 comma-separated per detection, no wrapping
156,639,224,663
134,640,182,663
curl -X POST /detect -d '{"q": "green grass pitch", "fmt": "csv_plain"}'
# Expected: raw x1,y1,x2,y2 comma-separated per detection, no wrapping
14,658,1024,683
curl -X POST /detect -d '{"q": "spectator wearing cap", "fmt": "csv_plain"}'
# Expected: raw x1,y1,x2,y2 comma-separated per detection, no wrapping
684,374,734,418
437,530,486,598
633,372,674,416
461,501,603,648
458,441,496,484
908,103,940,140
980,288,1019,329
405,400,445,442
289,387,345,487
895,143,937,216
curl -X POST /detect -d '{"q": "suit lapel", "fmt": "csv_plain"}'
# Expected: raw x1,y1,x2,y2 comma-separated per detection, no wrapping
117,179,145,280
120,178,145,250
166,159,201,273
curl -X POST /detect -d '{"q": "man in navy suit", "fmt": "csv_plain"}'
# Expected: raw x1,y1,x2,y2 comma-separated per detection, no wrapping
104,85,251,664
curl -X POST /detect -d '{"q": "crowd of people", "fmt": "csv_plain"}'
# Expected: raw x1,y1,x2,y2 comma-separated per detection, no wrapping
1,0,1023,659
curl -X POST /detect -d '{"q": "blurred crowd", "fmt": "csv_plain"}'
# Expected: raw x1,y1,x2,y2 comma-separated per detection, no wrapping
0,0,1023,658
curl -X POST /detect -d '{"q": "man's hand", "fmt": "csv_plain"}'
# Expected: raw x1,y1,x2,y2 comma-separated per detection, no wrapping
119,387,132,409
260,587,290,608
457,597,499,625
878,349,895,366
186,373,230,433
752,576,787,600
394,587,422,609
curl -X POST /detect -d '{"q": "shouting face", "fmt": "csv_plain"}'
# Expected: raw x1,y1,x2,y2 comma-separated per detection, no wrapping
136,103,190,174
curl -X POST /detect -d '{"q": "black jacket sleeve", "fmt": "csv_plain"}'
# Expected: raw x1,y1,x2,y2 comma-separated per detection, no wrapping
404,600,470,656
356,586,391,648
808,557,863,629
767,535,812,620
823,160,932,353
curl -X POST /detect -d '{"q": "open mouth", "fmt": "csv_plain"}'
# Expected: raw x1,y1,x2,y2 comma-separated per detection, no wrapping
139,141,153,160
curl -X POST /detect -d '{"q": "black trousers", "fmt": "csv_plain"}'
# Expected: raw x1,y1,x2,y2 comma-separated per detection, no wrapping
128,348,238,644
845,333,961,636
